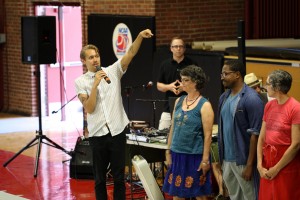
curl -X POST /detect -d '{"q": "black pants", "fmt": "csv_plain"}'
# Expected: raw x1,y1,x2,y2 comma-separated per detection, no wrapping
89,128,127,200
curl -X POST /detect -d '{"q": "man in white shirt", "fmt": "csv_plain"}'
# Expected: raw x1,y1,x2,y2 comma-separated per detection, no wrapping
75,29,153,200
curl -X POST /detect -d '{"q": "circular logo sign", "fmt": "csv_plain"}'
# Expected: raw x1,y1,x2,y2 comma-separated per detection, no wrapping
112,23,132,59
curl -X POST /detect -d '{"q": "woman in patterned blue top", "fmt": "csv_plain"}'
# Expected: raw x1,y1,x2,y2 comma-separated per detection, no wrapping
163,65,214,200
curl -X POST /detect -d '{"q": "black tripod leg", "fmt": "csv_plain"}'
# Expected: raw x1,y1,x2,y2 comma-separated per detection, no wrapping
3,136,38,167
42,135,70,154
4,64,71,177
34,136,42,177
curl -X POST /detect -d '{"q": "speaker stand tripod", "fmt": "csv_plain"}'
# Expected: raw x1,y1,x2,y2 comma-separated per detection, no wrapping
3,64,71,177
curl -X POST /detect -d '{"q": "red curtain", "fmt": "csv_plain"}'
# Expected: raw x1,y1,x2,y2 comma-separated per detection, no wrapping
245,0,300,39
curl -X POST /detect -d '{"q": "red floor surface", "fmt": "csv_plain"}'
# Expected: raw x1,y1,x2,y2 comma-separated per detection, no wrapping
0,149,152,200
1,149,95,200
0,114,173,200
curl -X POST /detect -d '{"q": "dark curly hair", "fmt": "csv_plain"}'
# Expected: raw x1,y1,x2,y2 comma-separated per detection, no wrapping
180,65,208,91
224,59,245,77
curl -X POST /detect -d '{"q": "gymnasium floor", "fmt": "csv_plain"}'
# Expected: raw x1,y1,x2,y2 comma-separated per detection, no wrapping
0,113,218,200
0,113,99,199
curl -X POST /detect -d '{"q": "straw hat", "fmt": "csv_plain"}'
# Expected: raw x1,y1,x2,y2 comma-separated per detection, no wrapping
244,73,261,87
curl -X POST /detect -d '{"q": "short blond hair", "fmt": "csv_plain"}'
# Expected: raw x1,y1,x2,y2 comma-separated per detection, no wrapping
80,44,99,60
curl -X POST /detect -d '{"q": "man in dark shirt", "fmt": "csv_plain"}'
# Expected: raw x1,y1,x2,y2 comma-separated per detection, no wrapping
157,37,196,130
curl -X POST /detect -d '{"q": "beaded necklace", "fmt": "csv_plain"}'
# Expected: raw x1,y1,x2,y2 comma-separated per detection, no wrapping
185,95,201,109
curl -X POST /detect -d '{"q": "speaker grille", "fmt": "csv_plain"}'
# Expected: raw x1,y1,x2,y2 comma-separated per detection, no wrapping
70,137,94,179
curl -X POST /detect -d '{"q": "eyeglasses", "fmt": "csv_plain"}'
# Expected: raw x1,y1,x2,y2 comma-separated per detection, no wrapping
181,78,191,83
171,45,185,49
220,71,236,77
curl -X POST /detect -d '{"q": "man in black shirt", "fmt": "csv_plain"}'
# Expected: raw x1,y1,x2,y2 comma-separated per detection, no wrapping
157,37,196,130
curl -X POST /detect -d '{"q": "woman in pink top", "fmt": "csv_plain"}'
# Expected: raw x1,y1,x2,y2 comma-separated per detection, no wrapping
257,69,300,199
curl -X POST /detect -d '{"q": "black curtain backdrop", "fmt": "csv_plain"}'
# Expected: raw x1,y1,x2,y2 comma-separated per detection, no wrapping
88,14,224,127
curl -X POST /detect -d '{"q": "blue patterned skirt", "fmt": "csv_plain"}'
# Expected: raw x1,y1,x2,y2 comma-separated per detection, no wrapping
162,151,212,198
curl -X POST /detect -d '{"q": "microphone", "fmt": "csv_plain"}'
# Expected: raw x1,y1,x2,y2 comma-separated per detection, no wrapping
143,81,153,90
96,66,111,84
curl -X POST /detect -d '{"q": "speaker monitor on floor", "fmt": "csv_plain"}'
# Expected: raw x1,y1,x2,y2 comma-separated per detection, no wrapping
70,137,94,179
21,16,56,64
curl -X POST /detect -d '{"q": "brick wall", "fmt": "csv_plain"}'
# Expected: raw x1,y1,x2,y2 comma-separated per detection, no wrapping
0,0,4,111
1,0,244,116
2,0,36,115
155,0,244,45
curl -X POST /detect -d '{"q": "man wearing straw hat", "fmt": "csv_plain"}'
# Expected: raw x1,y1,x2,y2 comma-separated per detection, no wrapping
244,73,268,106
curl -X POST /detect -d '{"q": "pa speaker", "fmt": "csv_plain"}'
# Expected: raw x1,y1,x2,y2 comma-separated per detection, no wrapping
21,16,56,64
70,137,94,179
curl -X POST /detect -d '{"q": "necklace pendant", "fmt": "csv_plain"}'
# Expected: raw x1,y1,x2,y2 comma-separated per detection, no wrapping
185,94,201,110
